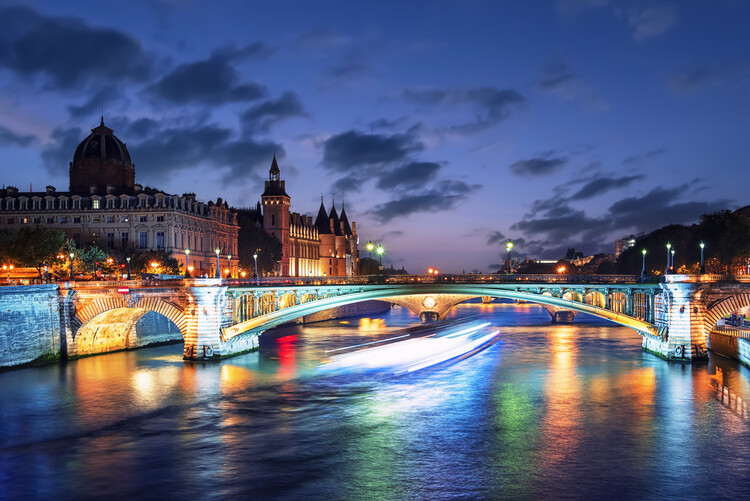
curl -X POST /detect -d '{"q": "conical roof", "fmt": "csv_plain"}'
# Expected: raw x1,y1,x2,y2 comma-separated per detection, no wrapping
339,200,352,235
329,202,342,236
314,198,332,234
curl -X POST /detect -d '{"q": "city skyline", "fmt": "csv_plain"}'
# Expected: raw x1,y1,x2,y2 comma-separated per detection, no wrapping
0,1,748,273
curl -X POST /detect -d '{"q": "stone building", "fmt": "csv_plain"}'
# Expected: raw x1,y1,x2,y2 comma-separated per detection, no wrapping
0,119,239,276
238,157,359,277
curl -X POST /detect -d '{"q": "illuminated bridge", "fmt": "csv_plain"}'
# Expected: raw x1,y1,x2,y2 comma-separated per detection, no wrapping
52,273,750,363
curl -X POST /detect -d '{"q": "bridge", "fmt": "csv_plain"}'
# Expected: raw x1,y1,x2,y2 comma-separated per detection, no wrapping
45,273,750,364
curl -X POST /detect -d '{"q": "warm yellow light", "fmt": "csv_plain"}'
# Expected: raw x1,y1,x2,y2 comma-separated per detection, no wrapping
150,262,159,269
225,269,230,275
107,258,113,264
557,266,566,273
9,265,13,270
241,271,246,277
434,270,439,275
428,268,433,274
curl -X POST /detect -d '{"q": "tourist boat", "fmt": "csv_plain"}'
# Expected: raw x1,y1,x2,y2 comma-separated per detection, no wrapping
317,318,500,374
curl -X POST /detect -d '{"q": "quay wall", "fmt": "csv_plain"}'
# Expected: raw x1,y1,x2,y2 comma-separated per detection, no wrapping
0,285,62,368
708,331,750,367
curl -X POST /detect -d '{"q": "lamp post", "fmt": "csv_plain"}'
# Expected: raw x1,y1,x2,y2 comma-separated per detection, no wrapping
214,248,220,278
366,241,374,273
69,253,75,281
228,254,232,278
641,249,647,278
376,245,384,267
253,252,258,278
185,249,190,277
126,257,131,280
665,243,671,274
699,242,705,274
506,240,514,273
671,249,675,274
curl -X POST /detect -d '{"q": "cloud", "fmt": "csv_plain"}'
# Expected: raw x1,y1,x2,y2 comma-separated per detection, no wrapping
510,154,567,176
292,28,349,54
569,174,645,200
370,180,479,222
0,5,151,89
322,129,422,171
375,161,442,190
401,86,526,133
41,126,84,174
622,149,665,164
628,4,678,41
668,67,720,96
487,231,506,245
511,207,609,241
241,91,307,133
67,86,128,120
0,126,36,147
538,59,608,111
148,48,268,105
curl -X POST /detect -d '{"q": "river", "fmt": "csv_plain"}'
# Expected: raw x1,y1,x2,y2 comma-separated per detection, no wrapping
1,301,750,500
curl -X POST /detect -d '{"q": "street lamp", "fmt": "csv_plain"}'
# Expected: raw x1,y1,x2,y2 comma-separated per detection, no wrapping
44,265,49,284
69,252,74,281
126,257,131,280
185,249,190,277
671,249,675,274
666,243,671,274
228,254,232,278
376,245,384,266
253,252,258,278
506,240,514,273
150,261,159,274
214,248,220,278
641,248,647,278
699,242,705,274
366,241,374,273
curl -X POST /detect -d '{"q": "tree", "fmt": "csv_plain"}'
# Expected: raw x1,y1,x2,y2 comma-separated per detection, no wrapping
235,211,282,276
11,226,66,280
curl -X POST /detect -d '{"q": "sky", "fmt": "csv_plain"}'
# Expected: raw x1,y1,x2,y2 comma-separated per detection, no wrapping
0,0,748,273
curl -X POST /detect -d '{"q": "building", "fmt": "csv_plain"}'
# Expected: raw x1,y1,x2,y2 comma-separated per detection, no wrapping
614,235,638,257
0,118,239,276
237,157,359,277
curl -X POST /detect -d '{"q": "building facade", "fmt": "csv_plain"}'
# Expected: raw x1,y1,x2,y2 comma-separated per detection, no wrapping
239,157,359,277
0,119,239,276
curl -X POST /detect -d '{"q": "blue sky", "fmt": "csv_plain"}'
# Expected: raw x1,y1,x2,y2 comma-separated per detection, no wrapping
0,0,748,273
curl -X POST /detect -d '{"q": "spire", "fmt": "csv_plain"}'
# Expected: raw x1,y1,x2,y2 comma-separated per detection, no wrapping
269,154,280,180
329,197,342,236
339,195,352,236
315,197,332,234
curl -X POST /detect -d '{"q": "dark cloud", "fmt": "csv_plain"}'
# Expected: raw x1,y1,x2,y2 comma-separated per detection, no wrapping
0,6,150,89
510,154,567,176
371,180,479,222
538,59,608,111
212,43,274,62
623,149,665,164
0,126,36,147
41,126,83,174
668,67,720,96
486,231,506,245
148,49,267,105
401,86,526,133
241,92,307,133
569,174,645,200
332,175,363,193
375,161,442,190
123,117,161,139
511,207,609,241
67,86,128,120
322,129,422,171
292,28,349,53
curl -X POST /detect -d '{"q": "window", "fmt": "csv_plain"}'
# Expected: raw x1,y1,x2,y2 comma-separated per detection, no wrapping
72,199,80,209
22,217,28,224
91,232,100,242
120,198,129,209
46,200,54,209
106,199,114,209
140,216,147,222
92,217,100,223
59,217,67,223
121,232,128,247
19,200,27,210
139,232,147,249
60,199,68,209
106,233,115,247
6,217,13,224
33,217,41,224
271,214,275,226
121,216,129,223
156,231,164,249
32,200,40,209
156,216,164,222
73,233,80,245
73,217,81,223
92,199,100,209
46,217,54,224
106,216,114,223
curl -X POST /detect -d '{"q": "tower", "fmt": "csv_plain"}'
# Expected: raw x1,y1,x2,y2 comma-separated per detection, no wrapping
261,155,291,275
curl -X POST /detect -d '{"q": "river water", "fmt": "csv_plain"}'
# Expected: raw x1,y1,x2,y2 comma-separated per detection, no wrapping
1,301,750,500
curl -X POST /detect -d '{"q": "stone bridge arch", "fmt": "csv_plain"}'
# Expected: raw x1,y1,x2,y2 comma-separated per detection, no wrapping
702,293,750,336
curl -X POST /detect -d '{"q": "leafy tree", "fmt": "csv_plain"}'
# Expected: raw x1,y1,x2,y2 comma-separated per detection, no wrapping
11,226,66,280
359,257,380,275
235,211,282,276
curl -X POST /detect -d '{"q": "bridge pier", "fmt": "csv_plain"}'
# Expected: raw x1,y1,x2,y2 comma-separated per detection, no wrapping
646,281,708,361
183,286,227,360
420,311,440,323
552,310,577,324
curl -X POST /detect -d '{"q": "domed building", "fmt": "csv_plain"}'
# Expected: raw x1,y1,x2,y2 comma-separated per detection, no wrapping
0,118,239,277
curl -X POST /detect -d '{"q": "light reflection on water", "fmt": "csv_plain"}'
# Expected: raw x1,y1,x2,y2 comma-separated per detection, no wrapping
1,302,750,499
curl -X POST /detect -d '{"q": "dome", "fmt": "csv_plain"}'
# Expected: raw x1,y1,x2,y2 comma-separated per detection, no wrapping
69,118,135,192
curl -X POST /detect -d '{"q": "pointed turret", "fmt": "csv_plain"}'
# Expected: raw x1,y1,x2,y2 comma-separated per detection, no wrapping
329,200,342,236
339,198,353,235
315,197,332,234
262,155,288,197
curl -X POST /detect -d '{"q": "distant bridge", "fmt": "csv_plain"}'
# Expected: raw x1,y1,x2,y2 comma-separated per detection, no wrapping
52,273,750,362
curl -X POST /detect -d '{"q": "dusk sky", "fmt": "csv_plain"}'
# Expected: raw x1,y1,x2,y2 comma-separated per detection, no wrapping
0,0,748,273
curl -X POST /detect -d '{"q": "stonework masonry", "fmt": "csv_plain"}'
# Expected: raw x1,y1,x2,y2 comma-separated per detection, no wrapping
0,285,61,367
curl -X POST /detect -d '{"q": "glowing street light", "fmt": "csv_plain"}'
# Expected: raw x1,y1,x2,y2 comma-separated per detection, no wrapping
253,252,258,279
228,254,232,278
671,249,675,273
126,257,131,280
376,245,384,265
557,266,566,274
428,268,433,274
185,249,190,277
506,240,514,273
666,242,672,274
150,261,159,273
69,252,75,281
641,248,647,278
699,242,705,273
214,248,221,278
241,270,247,278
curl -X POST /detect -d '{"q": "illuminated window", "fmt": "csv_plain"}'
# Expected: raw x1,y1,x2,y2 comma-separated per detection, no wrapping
92,199,100,209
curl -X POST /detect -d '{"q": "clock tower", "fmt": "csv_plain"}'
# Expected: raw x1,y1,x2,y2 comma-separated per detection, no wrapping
261,156,291,275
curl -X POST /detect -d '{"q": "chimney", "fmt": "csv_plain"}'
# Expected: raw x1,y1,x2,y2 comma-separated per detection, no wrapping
89,185,97,194
45,185,56,195
106,184,115,194
134,184,142,193
352,222,356,234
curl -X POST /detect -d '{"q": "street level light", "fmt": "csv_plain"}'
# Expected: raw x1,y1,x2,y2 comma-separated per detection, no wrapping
506,240,514,273
700,242,705,274
376,245,384,266
666,243,671,274
228,254,232,278
185,249,190,277
671,249,675,274
641,248,647,278
69,253,75,281
215,248,221,278
126,257,131,280
253,252,258,279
